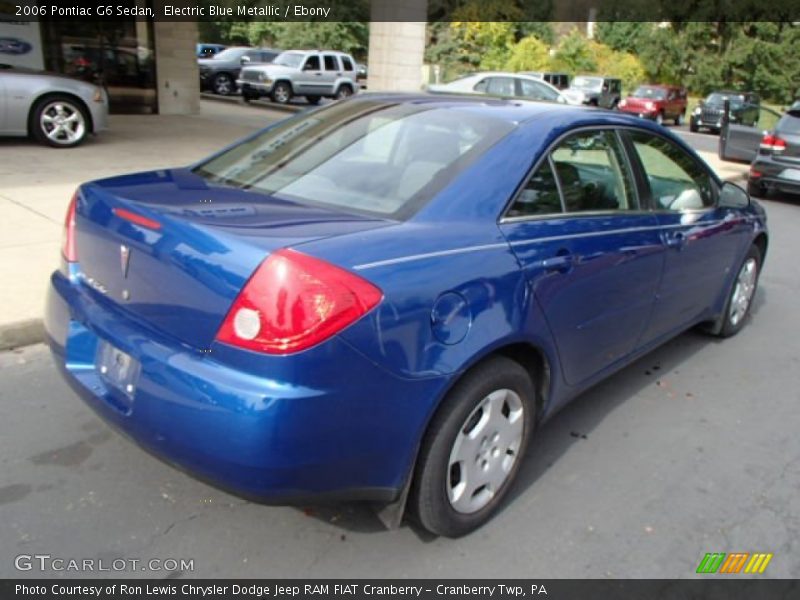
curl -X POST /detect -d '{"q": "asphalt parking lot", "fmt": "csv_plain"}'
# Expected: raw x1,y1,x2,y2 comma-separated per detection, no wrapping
1,186,798,577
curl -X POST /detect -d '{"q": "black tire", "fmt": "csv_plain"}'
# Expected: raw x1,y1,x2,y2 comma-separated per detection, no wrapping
675,112,684,126
689,121,699,133
713,245,762,338
335,85,353,100
270,82,292,104
747,179,766,198
655,111,665,126
212,73,234,96
31,95,90,148
410,356,535,537
306,95,321,105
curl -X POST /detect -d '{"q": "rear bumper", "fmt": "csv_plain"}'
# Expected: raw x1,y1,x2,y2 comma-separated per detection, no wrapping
45,269,448,503
751,158,800,196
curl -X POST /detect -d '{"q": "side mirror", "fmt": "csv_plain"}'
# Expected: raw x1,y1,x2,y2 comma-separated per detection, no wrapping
719,181,750,209
240,56,250,65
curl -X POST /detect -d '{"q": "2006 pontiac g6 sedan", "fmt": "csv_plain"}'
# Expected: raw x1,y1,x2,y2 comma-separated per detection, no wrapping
46,94,768,537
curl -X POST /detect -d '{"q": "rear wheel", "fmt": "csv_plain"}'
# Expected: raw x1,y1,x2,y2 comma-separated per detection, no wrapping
655,112,664,126
714,245,762,338
410,356,535,537
675,112,683,126
31,95,89,148
335,85,353,100
271,82,292,104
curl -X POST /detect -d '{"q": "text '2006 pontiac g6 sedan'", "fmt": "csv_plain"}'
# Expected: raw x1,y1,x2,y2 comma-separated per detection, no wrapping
45,94,767,537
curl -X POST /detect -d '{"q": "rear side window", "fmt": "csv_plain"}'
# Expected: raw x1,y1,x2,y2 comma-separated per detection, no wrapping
777,113,800,134
508,159,563,218
486,77,515,97
518,79,559,102
627,131,715,210
341,56,354,71
551,130,636,212
323,55,338,71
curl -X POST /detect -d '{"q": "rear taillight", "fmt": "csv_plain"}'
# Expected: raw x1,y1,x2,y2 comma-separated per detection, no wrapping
760,133,786,152
215,249,382,354
62,191,78,262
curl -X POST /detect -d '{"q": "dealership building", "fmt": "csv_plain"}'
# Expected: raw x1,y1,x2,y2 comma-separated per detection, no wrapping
2,0,431,115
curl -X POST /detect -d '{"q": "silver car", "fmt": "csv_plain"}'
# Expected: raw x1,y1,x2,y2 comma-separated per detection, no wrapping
237,50,360,105
426,72,574,105
0,65,108,148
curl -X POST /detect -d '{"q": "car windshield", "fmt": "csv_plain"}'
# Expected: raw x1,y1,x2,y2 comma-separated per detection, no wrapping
211,48,247,61
570,76,603,91
633,86,667,100
272,52,305,68
707,93,745,107
193,100,515,219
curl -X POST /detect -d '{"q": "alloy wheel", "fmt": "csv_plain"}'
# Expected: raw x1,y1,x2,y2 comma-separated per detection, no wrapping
729,257,758,326
446,388,524,514
39,101,86,146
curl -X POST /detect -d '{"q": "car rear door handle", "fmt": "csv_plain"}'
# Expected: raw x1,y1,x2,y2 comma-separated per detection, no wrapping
541,251,575,272
663,231,686,249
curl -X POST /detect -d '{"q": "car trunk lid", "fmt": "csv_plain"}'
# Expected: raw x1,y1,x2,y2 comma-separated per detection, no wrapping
73,168,391,349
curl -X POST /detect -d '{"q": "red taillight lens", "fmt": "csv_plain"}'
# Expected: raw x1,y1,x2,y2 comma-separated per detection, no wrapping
113,207,162,230
760,133,786,152
215,249,382,354
62,191,78,262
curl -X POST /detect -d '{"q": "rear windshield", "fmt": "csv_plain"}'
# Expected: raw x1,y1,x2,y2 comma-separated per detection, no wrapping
193,100,514,219
707,93,745,106
777,113,800,134
633,86,667,100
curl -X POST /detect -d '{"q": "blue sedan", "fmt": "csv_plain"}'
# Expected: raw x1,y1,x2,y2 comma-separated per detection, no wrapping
45,95,768,537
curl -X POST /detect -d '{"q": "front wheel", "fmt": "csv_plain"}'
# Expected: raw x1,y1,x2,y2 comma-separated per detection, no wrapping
655,112,664,126
675,112,683,126
715,245,762,338
410,356,535,537
32,96,89,148
689,121,699,133
271,82,292,104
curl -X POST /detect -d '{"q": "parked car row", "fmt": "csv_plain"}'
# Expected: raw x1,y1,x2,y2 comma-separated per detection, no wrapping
198,46,281,96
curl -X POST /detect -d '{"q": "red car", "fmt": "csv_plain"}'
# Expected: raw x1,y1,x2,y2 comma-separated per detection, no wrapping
618,84,688,126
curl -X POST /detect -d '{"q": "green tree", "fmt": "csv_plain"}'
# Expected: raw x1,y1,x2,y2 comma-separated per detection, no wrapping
551,29,596,73
504,36,550,72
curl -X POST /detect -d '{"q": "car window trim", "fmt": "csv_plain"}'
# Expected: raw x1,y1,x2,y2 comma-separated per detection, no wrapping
619,128,721,213
499,125,646,224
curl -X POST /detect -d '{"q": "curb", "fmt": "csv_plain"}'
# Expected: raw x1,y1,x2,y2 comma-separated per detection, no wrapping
200,93,304,114
0,318,45,352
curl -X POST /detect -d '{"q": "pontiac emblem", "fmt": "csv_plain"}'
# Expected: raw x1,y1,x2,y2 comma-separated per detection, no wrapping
120,245,131,278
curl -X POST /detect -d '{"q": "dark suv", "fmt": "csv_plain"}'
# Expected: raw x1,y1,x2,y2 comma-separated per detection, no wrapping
690,91,760,134
198,47,280,95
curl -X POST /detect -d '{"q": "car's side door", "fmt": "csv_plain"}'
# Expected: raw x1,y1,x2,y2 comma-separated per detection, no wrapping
623,129,752,344
516,78,560,103
500,128,664,386
296,54,322,96
320,54,341,95
720,106,783,162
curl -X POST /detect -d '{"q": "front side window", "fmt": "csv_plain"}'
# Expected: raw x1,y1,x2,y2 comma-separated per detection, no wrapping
551,130,636,213
273,52,305,68
303,55,320,71
518,79,559,102
627,131,715,210
193,101,515,219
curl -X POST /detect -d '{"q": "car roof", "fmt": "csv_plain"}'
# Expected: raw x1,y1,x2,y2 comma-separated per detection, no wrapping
353,92,664,127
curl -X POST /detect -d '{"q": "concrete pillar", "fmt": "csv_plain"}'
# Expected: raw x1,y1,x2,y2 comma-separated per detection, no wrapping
368,0,428,92
153,21,200,115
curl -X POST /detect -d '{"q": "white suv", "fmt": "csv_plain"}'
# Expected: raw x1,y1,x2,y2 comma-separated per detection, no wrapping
238,50,360,105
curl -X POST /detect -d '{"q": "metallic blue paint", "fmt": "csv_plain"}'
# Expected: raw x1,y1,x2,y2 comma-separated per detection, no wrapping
45,95,768,503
